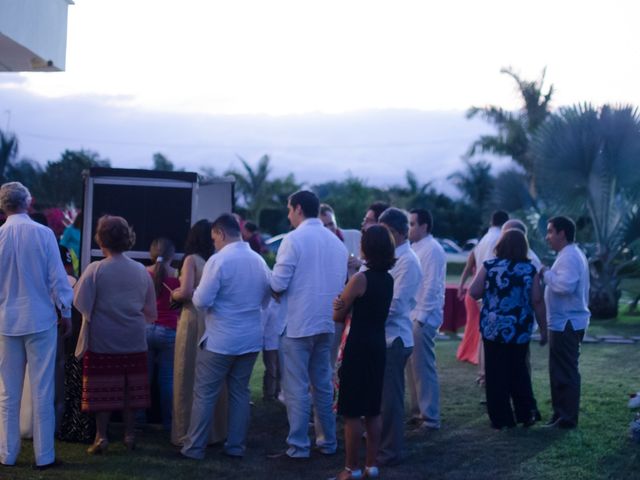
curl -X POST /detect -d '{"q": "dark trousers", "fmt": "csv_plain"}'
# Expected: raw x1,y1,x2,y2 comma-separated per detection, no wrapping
549,323,584,426
262,349,280,400
483,339,537,428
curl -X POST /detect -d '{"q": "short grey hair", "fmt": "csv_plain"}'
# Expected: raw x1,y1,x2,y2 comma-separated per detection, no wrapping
0,182,32,212
502,218,527,235
379,207,409,236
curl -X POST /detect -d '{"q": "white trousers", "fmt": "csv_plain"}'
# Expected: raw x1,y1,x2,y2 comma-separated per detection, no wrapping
0,324,57,466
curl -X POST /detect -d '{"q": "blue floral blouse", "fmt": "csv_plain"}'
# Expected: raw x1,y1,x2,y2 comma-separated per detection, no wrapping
480,258,537,344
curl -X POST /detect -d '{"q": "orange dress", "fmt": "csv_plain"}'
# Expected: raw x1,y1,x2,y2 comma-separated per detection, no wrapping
456,293,480,365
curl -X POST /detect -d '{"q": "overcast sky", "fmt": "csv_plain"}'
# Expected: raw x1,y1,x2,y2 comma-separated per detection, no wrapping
1,0,639,189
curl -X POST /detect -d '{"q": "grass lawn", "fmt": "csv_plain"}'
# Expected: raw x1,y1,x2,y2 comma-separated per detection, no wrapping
6,322,640,480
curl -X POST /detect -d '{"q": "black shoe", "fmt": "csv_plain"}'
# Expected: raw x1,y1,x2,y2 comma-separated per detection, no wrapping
33,459,63,470
543,416,560,427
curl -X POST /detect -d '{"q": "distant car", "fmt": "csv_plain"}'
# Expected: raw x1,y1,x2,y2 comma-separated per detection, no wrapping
264,233,287,254
436,238,469,264
461,238,478,251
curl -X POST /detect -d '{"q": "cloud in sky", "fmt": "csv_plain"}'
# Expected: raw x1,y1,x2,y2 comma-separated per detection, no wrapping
0,85,510,194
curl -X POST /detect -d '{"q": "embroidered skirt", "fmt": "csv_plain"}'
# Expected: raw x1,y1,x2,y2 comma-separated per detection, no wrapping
82,351,150,412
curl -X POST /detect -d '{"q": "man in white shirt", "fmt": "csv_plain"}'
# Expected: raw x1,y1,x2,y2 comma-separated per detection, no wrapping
541,216,590,429
271,190,348,458
406,209,446,431
0,182,72,469
377,207,422,466
181,213,271,459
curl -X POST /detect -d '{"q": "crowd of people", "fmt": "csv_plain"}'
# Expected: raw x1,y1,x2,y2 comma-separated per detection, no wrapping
0,180,591,478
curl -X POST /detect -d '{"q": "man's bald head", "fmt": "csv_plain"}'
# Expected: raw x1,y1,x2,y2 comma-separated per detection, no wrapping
502,219,527,235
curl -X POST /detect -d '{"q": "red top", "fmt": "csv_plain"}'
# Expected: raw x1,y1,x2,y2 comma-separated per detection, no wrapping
149,273,181,329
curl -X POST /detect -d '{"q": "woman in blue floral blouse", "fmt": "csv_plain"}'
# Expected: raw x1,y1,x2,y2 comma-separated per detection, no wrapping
469,229,547,429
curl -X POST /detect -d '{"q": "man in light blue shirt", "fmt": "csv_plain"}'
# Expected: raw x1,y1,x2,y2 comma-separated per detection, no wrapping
181,213,271,459
377,207,422,466
270,190,348,459
541,216,590,429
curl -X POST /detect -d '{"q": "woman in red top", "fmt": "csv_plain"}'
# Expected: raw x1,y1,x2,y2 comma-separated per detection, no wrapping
146,237,180,431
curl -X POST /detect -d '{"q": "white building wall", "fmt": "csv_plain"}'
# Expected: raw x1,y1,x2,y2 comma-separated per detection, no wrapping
0,0,72,71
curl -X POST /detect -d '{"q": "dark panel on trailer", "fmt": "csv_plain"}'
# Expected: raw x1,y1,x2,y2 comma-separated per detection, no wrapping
91,184,192,253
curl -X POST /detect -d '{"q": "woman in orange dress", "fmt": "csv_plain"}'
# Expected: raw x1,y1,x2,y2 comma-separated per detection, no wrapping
456,250,480,365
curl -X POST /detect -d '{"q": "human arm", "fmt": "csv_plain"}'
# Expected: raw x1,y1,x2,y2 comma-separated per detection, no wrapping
468,265,487,300
457,251,476,300
192,258,222,310
333,272,367,323
531,272,548,346
388,257,421,319
171,254,197,302
541,252,580,295
270,236,297,299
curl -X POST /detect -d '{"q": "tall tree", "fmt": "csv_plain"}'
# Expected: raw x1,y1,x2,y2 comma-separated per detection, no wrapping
41,149,110,207
0,130,19,184
448,159,495,222
152,152,175,171
225,154,273,226
467,67,554,195
533,104,640,318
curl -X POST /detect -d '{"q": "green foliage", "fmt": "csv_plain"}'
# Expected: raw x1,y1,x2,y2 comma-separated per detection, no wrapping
0,130,19,184
533,104,640,318
467,67,554,194
313,175,385,229
40,149,111,207
152,152,175,171
448,159,495,220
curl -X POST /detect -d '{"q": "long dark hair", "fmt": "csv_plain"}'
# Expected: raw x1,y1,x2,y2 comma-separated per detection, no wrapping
184,219,214,261
149,237,176,296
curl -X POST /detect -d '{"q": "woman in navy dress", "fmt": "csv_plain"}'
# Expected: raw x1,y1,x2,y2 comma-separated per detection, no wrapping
469,229,548,429
332,225,395,480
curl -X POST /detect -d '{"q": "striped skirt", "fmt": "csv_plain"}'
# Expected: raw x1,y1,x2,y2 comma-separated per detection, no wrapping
82,351,150,413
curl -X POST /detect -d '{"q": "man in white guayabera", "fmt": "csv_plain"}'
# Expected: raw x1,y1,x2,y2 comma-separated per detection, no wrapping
0,182,72,469
270,190,348,458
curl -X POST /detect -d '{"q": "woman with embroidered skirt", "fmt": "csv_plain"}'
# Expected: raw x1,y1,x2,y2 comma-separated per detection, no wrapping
468,229,548,429
74,215,157,454
331,225,396,480
171,220,228,446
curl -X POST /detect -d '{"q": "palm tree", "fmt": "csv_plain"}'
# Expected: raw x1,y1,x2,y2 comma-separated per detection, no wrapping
448,159,495,221
533,104,640,318
0,130,19,184
388,170,432,210
225,154,273,226
467,67,554,196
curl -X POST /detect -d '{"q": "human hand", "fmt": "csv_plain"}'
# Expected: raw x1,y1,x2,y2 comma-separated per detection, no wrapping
347,255,362,270
539,331,548,347
457,285,467,301
333,295,345,311
271,289,282,303
59,316,72,339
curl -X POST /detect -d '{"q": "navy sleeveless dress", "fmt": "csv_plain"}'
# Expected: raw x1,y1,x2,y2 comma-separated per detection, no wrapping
337,269,393,417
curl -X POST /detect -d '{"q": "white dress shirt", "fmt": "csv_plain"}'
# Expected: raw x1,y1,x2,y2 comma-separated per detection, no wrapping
543,243,590,332
193,241,271,355
473,226,502,266
411,235,446,329
0,213,73,336
386,241,422,347
270,218,348,338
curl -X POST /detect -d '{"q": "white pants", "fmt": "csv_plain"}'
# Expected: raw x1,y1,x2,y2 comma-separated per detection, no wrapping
0,324,57,466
